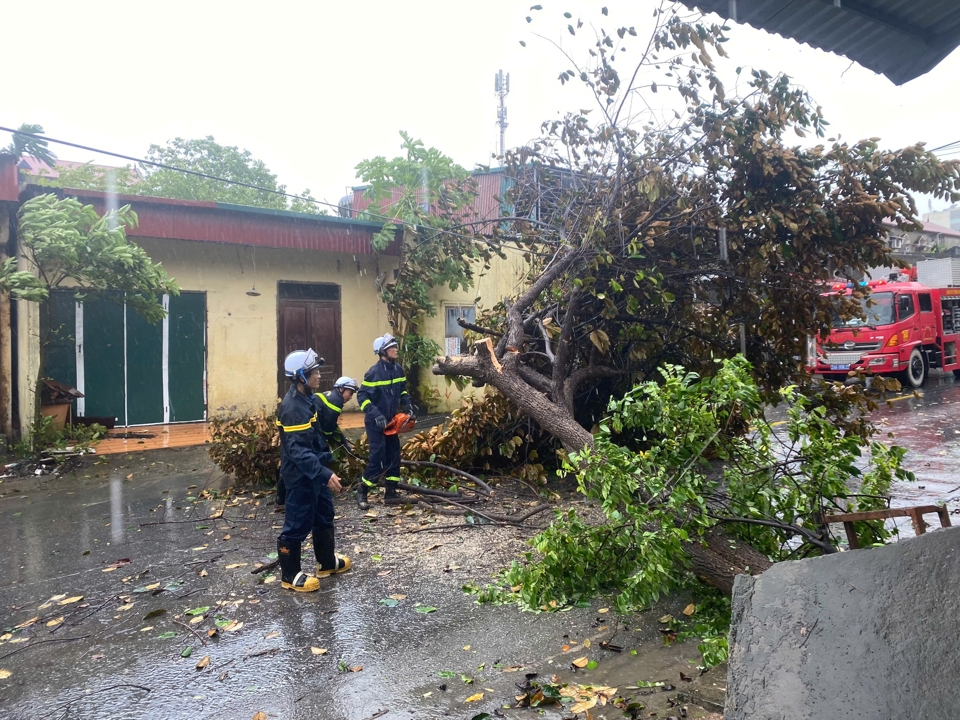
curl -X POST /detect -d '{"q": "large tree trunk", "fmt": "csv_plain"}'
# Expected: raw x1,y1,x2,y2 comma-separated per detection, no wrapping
432,249,772,594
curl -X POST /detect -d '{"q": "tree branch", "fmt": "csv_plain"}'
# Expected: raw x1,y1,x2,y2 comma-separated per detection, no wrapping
457,318,503,338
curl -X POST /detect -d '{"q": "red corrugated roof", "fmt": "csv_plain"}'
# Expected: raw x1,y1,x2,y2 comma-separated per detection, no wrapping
20,185,398,256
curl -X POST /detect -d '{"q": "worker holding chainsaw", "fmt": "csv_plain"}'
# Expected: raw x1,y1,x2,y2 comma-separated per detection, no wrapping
355,333,416,509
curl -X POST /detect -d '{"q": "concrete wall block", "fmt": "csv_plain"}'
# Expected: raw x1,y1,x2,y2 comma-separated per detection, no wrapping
725,526,960,719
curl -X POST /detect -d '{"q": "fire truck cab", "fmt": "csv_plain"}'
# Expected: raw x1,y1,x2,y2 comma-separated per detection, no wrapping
809,259,960,388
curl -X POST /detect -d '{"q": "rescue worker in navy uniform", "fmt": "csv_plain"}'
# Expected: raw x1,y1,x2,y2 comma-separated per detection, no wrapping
315,376,360,454
276,349,351,592
355,334,414,509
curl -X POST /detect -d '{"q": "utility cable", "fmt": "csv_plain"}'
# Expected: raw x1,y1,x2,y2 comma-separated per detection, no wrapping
0,125,512,246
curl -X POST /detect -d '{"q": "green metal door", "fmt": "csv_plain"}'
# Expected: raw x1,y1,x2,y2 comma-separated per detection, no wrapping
125,304,164,425
81,295,126,424
45,290,206,426
167,293,206,422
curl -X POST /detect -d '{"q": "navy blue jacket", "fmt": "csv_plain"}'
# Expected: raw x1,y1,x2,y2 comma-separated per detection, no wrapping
357,358,410,423
314,389,346,446
277,384,333,485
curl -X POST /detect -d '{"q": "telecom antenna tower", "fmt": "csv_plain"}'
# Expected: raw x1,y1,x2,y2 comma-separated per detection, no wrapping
495,69,510,158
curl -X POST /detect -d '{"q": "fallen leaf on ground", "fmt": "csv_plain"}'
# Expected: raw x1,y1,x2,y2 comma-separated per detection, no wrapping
225,563,248,569
464,692,484,702
185,606,210,616
659,614,674,623
142,609,167,621
189,616,205,625
117,604,134,611
571,696,598,713
463,645,471,651
157,632,177,639
263,576,276,584
0,670,11,680
45,617,63,628
414,606,437,614
14,617,39,629
264,632,280,640
682,604,696,616
126,473,133,479
207,629,218,638
425,544,441,552
196,655,210,670
223,621,243,632
58,596,83,606
253,714,266,720
562,644,571,652
198,569,208,578
388,594,406,601
311,647,327,655
501,665,523,672
349,665,363,672
181,646,193,658
572,657,589,668
598,607,609,613
141,626,154,632
222,535,231,541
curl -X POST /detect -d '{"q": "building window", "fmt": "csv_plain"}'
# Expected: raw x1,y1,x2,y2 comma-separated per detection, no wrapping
444,305,476,356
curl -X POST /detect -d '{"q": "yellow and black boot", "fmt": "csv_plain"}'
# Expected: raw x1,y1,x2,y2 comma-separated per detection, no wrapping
383,480,403,506
315,526,352,578
278,539,319,592
355,479,374,510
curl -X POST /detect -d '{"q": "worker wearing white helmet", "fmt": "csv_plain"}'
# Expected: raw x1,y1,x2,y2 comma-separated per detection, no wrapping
354,334,414,509
314,376,360,453
275,349,351,592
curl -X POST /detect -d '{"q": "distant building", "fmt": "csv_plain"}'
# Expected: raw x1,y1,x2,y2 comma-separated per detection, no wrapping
924,206,960,232
883,219,960,261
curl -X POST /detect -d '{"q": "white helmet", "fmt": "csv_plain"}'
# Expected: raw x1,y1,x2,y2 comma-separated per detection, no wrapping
333,376,360,393
283,349,324,383
373,333,399,355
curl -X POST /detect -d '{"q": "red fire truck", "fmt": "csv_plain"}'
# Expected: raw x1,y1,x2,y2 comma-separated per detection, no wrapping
809,258,960,388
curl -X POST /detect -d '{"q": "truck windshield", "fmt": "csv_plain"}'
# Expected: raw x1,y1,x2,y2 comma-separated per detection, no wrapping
831,291,895,328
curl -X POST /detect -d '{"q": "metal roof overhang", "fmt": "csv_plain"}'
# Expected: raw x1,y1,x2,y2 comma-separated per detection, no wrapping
682,0,960,85
20,185,399,256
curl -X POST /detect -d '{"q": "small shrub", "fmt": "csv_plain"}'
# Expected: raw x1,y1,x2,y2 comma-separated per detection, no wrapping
13,415,107,458
208,412,279,485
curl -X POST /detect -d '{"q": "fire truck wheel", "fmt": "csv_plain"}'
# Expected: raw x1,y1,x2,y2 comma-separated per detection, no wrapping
900,347,927,389
821,374,847,383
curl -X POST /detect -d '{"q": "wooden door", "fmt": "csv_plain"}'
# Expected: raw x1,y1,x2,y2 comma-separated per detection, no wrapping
278,293,341,398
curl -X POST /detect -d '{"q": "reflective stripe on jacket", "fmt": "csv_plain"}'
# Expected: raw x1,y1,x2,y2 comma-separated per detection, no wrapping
356,358,409,421
314,389,345,445
277,384,333,485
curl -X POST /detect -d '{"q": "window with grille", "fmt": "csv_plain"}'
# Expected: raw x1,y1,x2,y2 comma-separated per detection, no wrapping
444,305,476,356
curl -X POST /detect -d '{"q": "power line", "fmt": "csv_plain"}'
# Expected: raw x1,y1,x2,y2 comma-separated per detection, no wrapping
0,124,359,215
0,125,541,249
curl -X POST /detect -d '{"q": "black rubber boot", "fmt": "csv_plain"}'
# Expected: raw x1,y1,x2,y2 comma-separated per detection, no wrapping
278,539,318,592
275,469,286,512
314,526,352,577
355,481,371,510
383,481,403,506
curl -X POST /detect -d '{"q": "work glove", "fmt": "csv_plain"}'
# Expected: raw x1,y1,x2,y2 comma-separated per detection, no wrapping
374,414,388,431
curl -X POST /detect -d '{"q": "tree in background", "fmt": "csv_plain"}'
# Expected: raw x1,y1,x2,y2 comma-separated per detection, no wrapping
133,136,321,213
4,123,57,168
19,134,324,214
355,132,499,405
9,193,180,424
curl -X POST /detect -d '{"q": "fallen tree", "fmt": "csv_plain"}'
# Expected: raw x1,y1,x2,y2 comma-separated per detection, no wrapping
432,4,947,594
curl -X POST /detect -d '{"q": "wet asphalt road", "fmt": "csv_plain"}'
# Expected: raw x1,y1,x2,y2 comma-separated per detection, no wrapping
0,449,707,720
2,375,957,720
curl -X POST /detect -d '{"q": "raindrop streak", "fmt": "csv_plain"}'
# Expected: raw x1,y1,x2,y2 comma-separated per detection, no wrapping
106,169,118,232
110,475,124,543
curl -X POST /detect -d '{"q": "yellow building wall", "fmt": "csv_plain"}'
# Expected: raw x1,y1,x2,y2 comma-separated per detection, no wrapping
418,245,533,411
14,235,531,430
133,238,397,418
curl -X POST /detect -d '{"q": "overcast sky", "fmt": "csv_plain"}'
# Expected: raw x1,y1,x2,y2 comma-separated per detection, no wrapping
4,1,959,213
